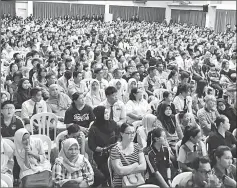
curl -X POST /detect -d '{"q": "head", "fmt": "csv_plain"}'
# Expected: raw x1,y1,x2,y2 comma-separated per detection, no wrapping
49,84,59,98
10,63,18,73
157,63,164,72
192,157,212,186
128,78,137,92
1,100,15,118
129,88,143,101
93,106,110,122
90,80,100,92
67,124,81,139
120,123,136,143
113,68,123,79
105,86,118,105
204,95,216,110
168,69,178,80
163,91,173,102
179,112,193,127
1,93,9,103
163,103,173,117
72,92,84,106
178,84,190,97
13,71,23,84
30,87,42,102
64,70,72,80
14,128,30,147
217,98,226,111
147,66,157,77
62,138,80,161
94,68,104,80
147,127,166,146
181,126,202,145
46,73,57,85
214,146,232,169
18,78,30,90
73,71,83,83
215,115,230,132
180,72,190,84
131,71,140,82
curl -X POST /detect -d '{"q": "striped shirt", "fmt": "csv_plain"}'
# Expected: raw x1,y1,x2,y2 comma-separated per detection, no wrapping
110,143,142,187
52,156,94,188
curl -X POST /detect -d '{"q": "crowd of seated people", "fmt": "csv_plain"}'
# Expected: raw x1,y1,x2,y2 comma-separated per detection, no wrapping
1,13,236,188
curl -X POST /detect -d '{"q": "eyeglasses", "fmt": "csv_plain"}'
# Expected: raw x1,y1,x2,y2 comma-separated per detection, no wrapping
124,132,136,135
3,107,15,110
198,170,212,176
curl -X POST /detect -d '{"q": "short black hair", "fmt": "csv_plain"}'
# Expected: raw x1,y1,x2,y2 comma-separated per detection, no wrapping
105,86,117,96
192,156,210,170
73,71,83,78
1,100,14,109
30,87,42,97
72,92,83,101
67,124,80,135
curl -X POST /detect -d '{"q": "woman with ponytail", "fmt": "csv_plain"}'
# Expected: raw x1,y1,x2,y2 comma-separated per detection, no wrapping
144,127,172,187
212,146,236,188
177,126,207,172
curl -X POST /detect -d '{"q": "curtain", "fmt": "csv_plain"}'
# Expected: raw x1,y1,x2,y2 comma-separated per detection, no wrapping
171,10,180,23
138,7,165,22
171,9,206,27
0,1,16,16
109,5,138,21
70,4,105,18
33,2,70,19
215,10,236,33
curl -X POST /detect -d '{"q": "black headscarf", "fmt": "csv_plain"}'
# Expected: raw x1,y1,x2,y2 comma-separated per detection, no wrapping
92,106,117,134
157,103,176,134
17,78,31,102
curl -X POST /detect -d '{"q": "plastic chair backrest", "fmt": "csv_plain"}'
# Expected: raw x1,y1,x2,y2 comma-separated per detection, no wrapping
107,157,114,187
233,128,237,137
1,173,13,187
137,184,159,188
153,88,168,101
2,139,15,151
15,109,22,118
175,140,182,158
171,172,192,188
30,112,58,140
204,136,209,152
55,130,68,151
31,134,51,160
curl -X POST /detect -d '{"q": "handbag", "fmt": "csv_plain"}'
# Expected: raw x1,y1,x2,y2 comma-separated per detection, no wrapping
120,151,145,187
21,170,53,188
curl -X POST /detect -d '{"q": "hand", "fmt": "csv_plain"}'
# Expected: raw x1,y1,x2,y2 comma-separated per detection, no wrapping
137,115,143,120
224,176,236,187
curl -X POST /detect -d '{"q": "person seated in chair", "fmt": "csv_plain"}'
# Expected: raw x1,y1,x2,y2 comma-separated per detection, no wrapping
14,128,52,188
52,138,94,188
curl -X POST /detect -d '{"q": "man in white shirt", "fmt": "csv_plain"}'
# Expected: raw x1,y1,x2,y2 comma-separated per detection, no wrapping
100,86,126,126
94,67,109,90
109,68,128,93
21,87,47,131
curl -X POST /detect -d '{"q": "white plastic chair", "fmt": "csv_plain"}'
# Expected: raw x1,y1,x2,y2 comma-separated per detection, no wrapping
153,88,168,101
175,140,182,158
171,172,192,188
1,174,13,187
2,139,15,150
31,135,52,160
232,128,237,137
108,157,114,188
30,112,58,141
15,109,22,117
137,185,159,188
55,130,68,151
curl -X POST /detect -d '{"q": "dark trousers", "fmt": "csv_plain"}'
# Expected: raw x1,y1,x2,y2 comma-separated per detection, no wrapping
211,83,223,98
13,156,20,180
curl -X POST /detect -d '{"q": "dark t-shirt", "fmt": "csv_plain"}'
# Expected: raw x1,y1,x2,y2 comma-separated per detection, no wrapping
1,115,24,137
64,104,95,128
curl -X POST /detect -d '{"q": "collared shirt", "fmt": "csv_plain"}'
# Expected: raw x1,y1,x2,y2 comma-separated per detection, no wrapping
100,100,126,126
177,140,207,164
58,76,74,94
144,145,171,180
21,99,48,120
143,75,161,91
126,99,151,124
85,90,106,109
1,115,24,137
173,95,192,112
97,78,109,90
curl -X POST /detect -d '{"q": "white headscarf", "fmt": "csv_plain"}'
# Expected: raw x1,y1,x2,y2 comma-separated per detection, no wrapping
57,138,84,173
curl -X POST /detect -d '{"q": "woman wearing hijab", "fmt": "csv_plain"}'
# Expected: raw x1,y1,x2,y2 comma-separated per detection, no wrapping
52,138,94,188
1,137,14,180
124,78,137,103
217,98,236,133
13,78,31,109
14,128,52,188
88,106,119,185
111,79,127,103
137,114,159,149
85,79,106,108
157,103,183,154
